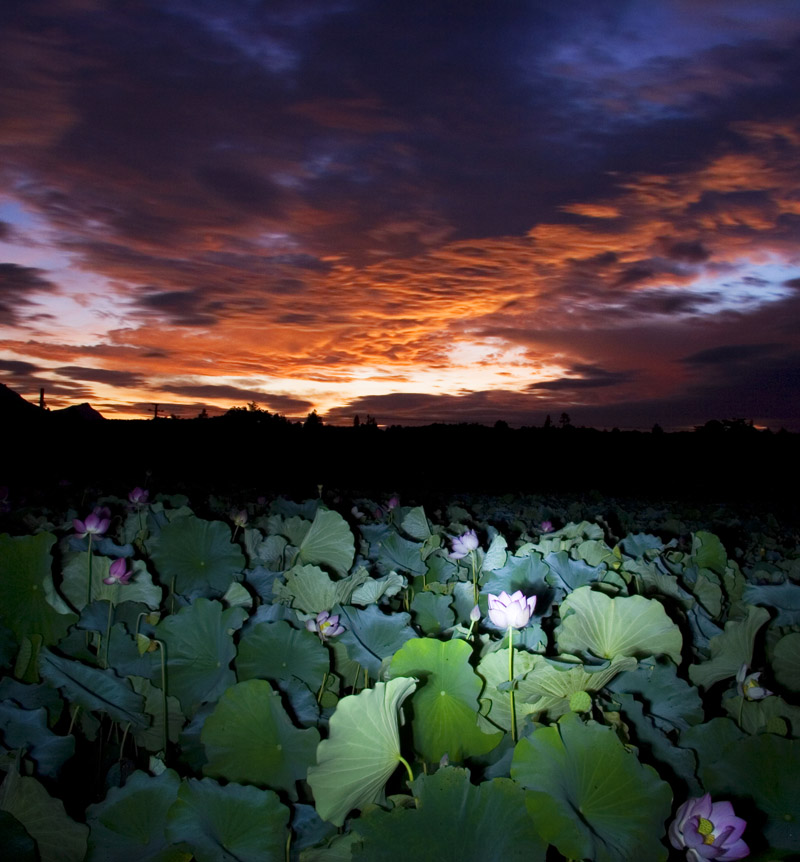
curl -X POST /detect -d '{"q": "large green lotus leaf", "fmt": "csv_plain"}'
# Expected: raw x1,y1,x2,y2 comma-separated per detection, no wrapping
388,638,502,763
544,550,621,595
609,691,701,796
61,555,161,611
511,712,672,862
307,676,417,826
0,678,64,726
85,768,188,862
688,604,770,689
370,532,427,577
477,648,541,732
276,564,337,613
297,509,355,576
742,582,800,626
481,552,550,599
350,571,405,605
700,733,800,854
555,586,682,664
150,516,245,598
236,619,328,690
409,591,455,636
721,691,800,736
605,657,704,732
336,604,418,678
0,770,88,862
351,767,546,861
0,701,74,777
400,506,432,541
691,531,728,575
0,533,77,648
39,647,148,728
201,679,320,800
152,598,247,715
165,777,289,862
690,570,723,620
773,632,800,692
517,654,638,721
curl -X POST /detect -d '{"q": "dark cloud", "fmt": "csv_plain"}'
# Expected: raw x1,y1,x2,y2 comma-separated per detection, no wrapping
52,366,146,388
0,358,40,375
0,221,10,240
135,289,220,327
528,363,634,391
659,240,710,263
0,263,57,325
160,383,312,415
681,343,782,367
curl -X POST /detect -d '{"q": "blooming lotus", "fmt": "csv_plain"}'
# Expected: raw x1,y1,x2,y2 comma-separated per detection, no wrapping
306,611,345,641
736,663,772,701
540,520,553,533
450,529,479,560
128,487,149,506
231,509,248,528
487,590,537,629
74,509,110,538
103,557,132,585
669,793,749,861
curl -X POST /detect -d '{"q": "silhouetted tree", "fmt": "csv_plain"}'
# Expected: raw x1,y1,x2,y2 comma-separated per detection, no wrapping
304,410,323,429
559,412,572,429
543,414,552,430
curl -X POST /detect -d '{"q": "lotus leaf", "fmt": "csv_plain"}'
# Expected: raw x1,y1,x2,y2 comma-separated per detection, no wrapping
0,770,87,862
85,768,187,862
688,604,770,689
0,701,74,777
152,598,247,715
773,632,800,691
511,712,672,862
0,533,77,650
201,679,320,799
236,619,328,690
307,676,417,826
150,515,245,598
409,591,455,635
699,732,800,854
555,586,682,663
388,638,502,763
39,648,148,728
351,767,546,861
61,555,161,611
297,508,355,576
400,506,432,540
165,777,289,862
335,604,417,678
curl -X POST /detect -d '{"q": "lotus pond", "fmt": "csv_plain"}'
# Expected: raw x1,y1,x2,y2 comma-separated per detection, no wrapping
0,487,798,861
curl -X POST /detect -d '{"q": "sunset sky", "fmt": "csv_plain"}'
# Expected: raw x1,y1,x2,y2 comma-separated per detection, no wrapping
1,0,799,429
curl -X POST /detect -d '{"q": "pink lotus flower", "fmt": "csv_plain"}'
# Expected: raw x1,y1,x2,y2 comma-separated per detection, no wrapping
540,520,553,533
669,793,749,861
487,590,537,629
306,611,345,640
74,509,110,538
231,509,248,528
450,529,479,560
128,487,149,506
103,558,132,585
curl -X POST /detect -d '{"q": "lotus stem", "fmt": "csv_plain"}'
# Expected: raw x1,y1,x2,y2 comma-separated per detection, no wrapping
508,626,517,743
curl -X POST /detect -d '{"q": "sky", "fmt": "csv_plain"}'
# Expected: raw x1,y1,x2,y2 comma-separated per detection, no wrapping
1,0,800,429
